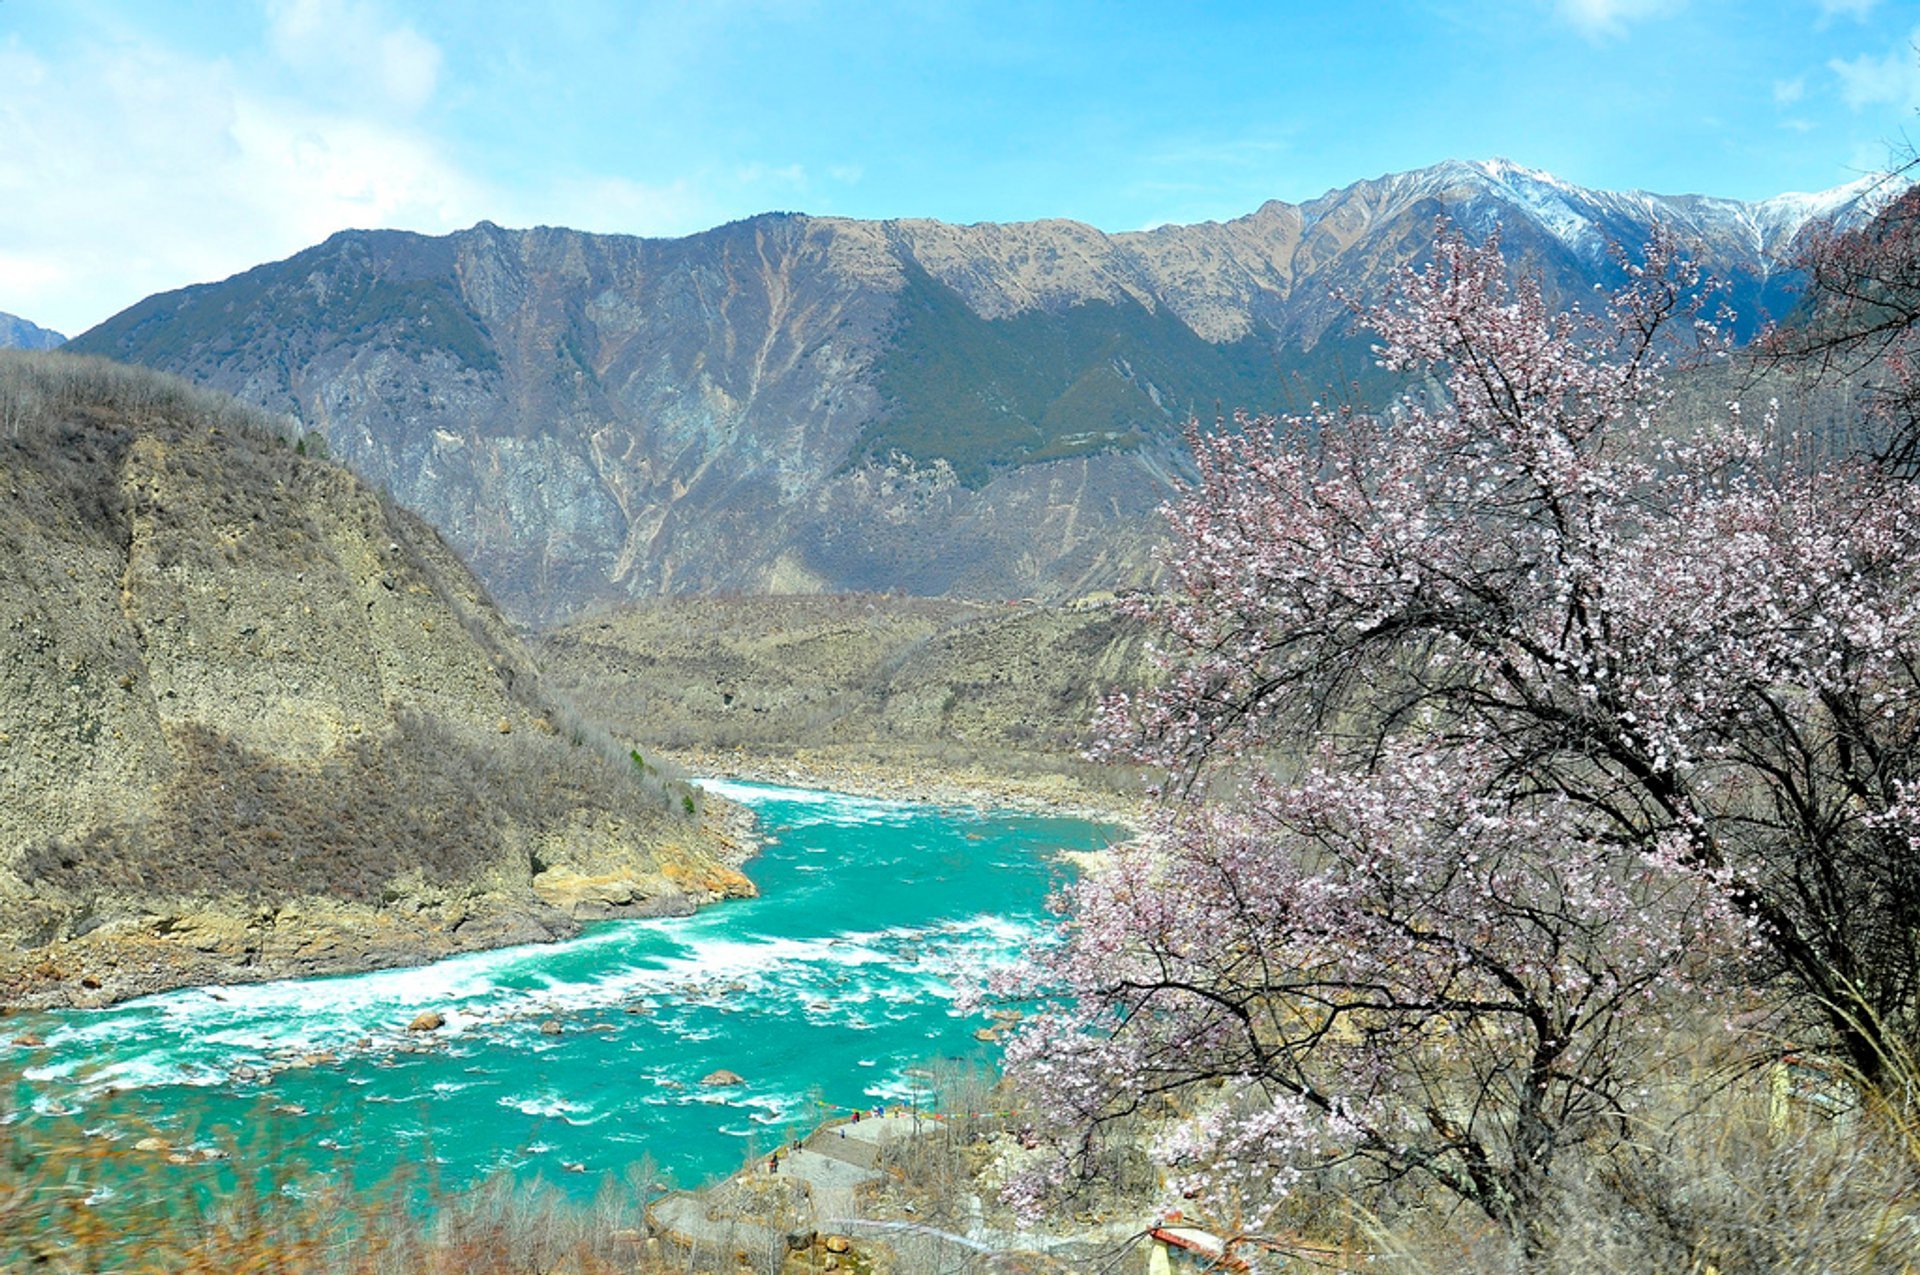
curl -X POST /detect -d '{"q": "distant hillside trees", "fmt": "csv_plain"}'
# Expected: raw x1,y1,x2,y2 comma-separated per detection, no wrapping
997,227,1920,1261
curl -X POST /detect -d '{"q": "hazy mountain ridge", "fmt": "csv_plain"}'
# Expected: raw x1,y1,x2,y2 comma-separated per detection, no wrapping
69,160,1874,624
0,311,65,351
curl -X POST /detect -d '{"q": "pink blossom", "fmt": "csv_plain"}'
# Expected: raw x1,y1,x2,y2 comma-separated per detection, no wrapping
1000,224,1920,1254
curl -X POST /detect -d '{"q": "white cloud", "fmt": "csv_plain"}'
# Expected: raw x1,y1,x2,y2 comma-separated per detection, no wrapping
0,23,485,336
266,0,443,114
1829,27,1920,111
227,99,484,232
1554,0,1683,40
1817,0,1879,21
1773,75,1806,104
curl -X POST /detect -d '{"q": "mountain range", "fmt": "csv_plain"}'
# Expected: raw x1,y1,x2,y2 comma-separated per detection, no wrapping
68,159,1881,625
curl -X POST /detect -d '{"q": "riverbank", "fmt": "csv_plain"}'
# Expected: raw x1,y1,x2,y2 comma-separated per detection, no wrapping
0,750,1122,1014
668,745,1146,835
0,799,763,1013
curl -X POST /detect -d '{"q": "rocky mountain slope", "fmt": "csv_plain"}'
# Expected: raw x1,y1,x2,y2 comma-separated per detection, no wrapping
0,352,751,1007
0,311,64,351
68,160,1879,624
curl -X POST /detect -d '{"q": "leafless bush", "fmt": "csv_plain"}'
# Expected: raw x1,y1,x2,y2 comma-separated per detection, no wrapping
0,349,296,442
1366,1031,1920,1274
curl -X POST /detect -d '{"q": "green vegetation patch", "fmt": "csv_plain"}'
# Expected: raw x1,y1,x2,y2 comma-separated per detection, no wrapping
856,262,1280,486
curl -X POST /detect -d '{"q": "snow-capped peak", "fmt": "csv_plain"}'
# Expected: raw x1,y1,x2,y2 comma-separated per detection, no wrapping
1313,159,1897,267
1752,172,1900,231
1472,157,1576,191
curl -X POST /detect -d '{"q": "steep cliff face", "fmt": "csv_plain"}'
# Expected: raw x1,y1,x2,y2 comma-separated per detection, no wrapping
69,161,1878,625
0,353,751,1007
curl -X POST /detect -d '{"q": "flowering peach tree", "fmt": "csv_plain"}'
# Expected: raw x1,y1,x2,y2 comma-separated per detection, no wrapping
995,228,1920,1255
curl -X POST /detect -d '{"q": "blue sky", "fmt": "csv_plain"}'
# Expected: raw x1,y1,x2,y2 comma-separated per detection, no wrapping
3,0,1918,335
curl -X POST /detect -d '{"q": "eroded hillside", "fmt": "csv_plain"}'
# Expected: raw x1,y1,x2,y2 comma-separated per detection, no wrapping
537,593,1154,781
0,353,751,1007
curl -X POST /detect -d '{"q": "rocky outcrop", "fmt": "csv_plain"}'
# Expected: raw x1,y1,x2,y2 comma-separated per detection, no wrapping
0,352,753,1007
68,161,1877,625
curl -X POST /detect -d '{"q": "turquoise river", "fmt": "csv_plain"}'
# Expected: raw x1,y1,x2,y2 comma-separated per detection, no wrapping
8,780,1118,1194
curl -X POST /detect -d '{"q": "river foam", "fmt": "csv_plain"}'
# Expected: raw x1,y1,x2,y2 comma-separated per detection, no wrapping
17,780,1118,1190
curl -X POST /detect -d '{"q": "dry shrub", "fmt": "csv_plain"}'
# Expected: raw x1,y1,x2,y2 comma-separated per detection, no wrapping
1370,1026,1920,1275
0,348,296,444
